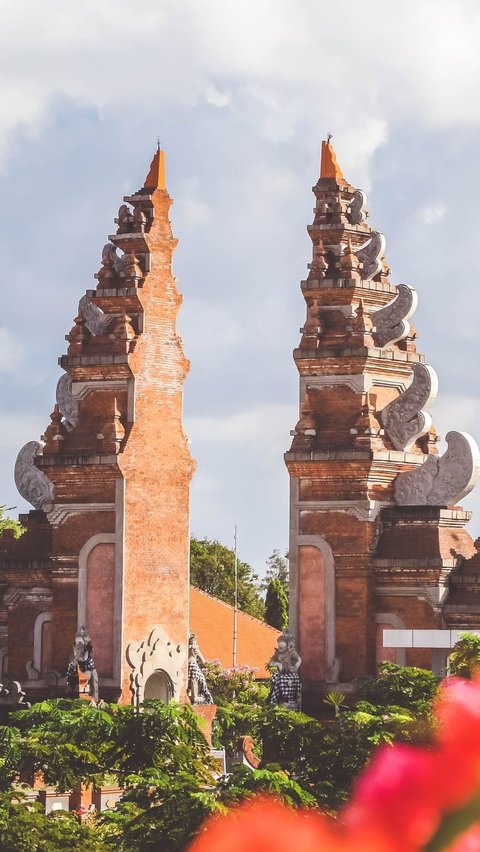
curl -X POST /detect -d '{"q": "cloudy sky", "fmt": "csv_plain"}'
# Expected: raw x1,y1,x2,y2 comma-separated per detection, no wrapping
1,0,480,575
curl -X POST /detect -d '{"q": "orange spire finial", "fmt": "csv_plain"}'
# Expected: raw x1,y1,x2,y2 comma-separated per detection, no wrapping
320,137,344,181
144,146,166,190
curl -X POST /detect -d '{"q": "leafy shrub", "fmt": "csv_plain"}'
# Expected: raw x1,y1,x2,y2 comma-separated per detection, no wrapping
448,632,480,678
202,660,269,706
360,662,439,713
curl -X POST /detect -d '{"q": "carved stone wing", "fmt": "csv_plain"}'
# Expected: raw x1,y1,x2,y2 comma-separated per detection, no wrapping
355,230,386,280
56,373,78,432
372,284,418,348
380,363,438,451
101,242,124,275
347,189,367,225
394,431,480,506
14,441,55,512
78,295,114,336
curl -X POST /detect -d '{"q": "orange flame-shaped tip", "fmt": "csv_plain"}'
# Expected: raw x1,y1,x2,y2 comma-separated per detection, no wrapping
144,148,166,190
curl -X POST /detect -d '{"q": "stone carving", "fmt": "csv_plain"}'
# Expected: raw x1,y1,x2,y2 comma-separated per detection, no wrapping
66,626,99,703
14,441,55,512
56,373,78,432
267,631,302,710
187,633,213,705
78,294,115,336
380,363,438,451
347,189,367,225
126,625,186,706
0,680,30,707
372,284,419,348
394,431,480,507
355,230,386,280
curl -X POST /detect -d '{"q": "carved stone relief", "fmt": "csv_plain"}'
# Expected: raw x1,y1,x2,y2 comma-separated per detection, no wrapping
126,626,186,706
347,189,367,225
55,373,78,431
372,284,419,348
14,442,55,512
394,431,480,507
78,295,115,336
380,363,438,451
355,230,386,280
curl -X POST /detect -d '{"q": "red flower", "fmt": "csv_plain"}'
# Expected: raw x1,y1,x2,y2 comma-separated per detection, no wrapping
189,798,342,852
189,676,480,852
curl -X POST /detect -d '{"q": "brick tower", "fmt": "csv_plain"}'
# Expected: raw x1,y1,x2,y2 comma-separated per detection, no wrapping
285,141,480,699
0,148,195,704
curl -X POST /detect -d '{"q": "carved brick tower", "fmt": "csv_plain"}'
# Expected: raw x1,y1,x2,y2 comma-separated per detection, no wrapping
0,149,195,703
286,141,480,699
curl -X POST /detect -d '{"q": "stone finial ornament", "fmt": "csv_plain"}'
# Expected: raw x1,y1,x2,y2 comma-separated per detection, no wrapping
66,626,99,703
78,295,115,336
0,680,30,708
355,230,386,280
372,283,419,348
347,189,367,225
394,431,480,507
14,441,55,512
267,631,302,710
380,363,438,451
187,632,213,705
56,373,79,432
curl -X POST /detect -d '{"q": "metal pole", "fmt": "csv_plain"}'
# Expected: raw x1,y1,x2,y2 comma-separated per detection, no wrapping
233,524,238,668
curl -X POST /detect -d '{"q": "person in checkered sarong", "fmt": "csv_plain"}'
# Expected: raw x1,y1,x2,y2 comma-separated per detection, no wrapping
267,631,302,711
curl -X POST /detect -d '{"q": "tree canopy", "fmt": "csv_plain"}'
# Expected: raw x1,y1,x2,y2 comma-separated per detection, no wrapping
264,578,288,630
190,537,264,620
0,506,24,540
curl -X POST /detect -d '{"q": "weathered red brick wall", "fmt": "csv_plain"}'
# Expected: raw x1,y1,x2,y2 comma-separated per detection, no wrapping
298,545,326,679
86,543,115,678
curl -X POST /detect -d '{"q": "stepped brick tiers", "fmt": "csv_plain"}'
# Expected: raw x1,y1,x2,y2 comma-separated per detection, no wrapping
285,140,480,699
0,148,195,704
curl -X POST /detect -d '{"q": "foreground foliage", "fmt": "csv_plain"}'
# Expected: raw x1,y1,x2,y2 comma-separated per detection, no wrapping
190,676,480,852
0,663,441,849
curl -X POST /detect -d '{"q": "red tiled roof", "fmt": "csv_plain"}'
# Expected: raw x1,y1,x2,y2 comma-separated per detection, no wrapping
189,586,280,677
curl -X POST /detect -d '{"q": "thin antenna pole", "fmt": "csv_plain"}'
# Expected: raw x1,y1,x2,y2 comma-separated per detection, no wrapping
233,524,238,668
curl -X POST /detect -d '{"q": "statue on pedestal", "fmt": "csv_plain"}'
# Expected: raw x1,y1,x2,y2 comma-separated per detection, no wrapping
187,633,213,705
66,626,99,704
267,631,302,710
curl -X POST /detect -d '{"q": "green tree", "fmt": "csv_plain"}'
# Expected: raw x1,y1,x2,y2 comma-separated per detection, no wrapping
261,549,288,593
190,537,264,620
449,632,480,678
0,506,24,539
264,578,288,630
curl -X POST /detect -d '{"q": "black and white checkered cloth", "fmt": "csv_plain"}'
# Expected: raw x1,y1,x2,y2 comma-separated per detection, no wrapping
267,671,301,709
188,658,214,704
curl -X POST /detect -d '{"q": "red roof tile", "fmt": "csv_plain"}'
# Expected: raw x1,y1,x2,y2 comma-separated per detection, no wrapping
189,586,280,677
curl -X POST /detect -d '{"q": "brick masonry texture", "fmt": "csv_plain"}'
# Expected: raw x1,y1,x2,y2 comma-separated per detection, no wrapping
286,141,480,692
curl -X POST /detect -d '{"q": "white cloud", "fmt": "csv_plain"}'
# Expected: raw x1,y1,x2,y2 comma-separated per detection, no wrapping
416,203,446,225
186,404,296,445
0,329,23,373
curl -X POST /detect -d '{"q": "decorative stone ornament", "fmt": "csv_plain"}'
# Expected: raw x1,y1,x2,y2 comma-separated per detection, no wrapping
347,189,368,225
394,431,480,507
372,283,419,348
380,363,438,451
355,230,386,280
14,441,55,512
66,626,99,704
78,295,115,336
55,373,78,431
126,626,186,706
187,632,213,705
